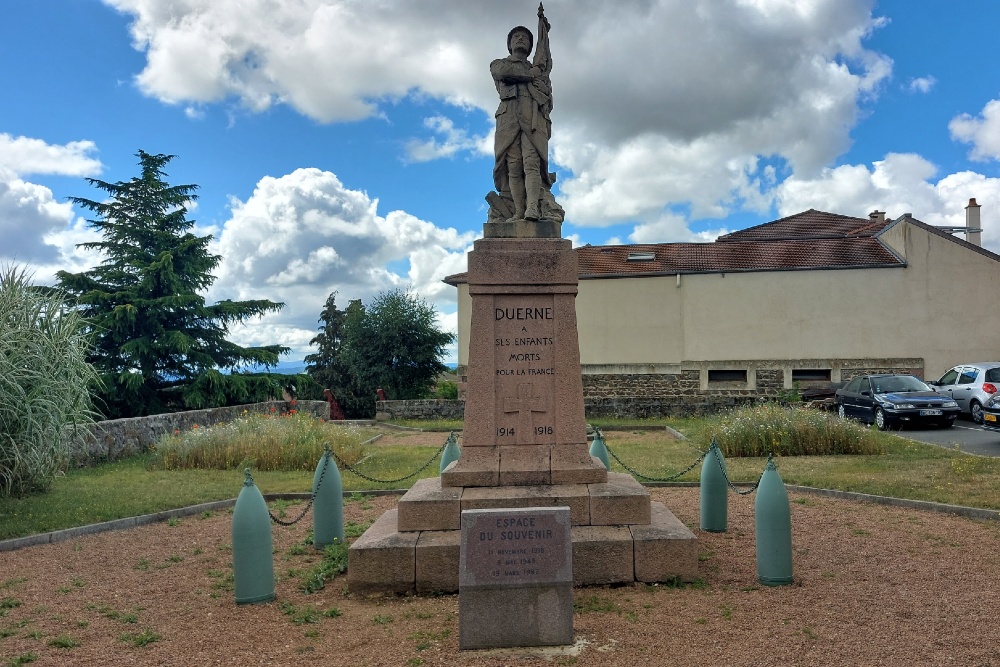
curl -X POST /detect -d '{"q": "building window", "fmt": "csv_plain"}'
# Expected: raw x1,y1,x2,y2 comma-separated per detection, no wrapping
791,369,831,382
708,369,748,383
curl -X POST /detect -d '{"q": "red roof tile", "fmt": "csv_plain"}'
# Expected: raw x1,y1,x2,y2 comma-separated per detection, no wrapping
717,209,885,241
442,209,911,285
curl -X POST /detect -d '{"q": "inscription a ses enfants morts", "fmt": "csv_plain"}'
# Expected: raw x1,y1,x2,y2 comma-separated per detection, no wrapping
492,298,558,444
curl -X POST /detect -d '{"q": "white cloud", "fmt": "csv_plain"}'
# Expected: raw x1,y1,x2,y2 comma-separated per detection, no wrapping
950,99,1000,162
404,116,490,163
105,0,890,231
0,166,80,266
0,134,102,177
775,153,1000,253
209,167,475,358
907,76,936,94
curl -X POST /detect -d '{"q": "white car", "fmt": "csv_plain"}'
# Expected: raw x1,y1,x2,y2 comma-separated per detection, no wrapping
927,363,1000,424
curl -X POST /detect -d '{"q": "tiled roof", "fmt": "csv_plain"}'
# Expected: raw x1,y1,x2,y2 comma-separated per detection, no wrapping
716,209,885,241
442,209,911,285
575,236,902,277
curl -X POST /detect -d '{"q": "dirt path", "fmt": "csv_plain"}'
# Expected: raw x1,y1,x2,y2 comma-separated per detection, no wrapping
2,486,999,666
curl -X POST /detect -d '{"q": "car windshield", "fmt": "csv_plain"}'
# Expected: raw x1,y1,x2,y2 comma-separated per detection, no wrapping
871,376,931,394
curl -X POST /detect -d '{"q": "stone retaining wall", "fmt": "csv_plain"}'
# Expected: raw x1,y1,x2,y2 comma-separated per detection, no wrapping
68,400,328,465
438,357,925,420
375,399,465,422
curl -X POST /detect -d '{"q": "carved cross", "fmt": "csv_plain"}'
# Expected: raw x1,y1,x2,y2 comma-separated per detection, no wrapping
503,382,548,444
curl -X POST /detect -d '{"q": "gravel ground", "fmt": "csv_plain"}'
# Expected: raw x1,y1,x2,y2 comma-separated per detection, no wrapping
2,484,1000,666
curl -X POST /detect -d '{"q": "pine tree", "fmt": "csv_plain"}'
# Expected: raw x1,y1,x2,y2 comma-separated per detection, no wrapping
56,150,288,418
304,292,366,415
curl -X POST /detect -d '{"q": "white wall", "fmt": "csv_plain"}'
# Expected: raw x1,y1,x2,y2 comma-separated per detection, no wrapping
454,221,1000,379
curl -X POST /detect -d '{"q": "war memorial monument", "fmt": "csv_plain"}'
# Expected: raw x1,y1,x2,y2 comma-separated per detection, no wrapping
347,5,698,645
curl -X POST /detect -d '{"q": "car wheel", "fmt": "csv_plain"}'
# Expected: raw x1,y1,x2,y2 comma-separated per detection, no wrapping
971,401,984,425
874,407,889,431
940,419,955,429
838,404,846,420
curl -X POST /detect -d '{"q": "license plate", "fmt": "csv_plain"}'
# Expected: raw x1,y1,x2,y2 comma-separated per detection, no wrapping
919,409,942,416
986,413,997,423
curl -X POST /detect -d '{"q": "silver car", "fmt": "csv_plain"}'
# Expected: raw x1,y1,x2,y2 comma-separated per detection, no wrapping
927,363,1000,424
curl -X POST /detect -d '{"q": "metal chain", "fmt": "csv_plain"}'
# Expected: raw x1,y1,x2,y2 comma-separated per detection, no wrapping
709,441,760,496
329,444,446,485
267,445,331,526
600,436,763,494
604,442,708,482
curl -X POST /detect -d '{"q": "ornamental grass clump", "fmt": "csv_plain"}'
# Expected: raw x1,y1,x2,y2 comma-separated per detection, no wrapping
708,403,885,457
0,266,100,497
153,411,367,471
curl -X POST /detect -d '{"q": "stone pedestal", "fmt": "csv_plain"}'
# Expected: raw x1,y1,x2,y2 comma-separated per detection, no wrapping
442,238,606,488
347,236,698,596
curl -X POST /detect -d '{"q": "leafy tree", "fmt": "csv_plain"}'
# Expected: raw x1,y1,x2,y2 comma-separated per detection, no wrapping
56,151,288,418
340,288,454,403
304,292,369,416
0,266,100,496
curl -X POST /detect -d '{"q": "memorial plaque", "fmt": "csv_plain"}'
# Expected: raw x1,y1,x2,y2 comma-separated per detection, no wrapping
460,506,571,587
459,506,573,649
492,295,557,447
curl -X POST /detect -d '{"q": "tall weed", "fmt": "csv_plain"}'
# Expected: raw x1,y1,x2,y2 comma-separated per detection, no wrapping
0,266,99,496
152,412,367,471
708,404,885,457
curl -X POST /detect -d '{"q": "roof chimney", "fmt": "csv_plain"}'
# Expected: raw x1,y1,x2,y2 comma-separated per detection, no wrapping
966,198,982,246
869,210,886,224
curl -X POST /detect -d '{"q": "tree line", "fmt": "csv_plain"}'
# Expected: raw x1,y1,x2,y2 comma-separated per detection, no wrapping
2,151,454,494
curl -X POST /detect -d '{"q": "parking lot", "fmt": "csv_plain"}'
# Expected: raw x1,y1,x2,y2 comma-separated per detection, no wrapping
902,418,1000,456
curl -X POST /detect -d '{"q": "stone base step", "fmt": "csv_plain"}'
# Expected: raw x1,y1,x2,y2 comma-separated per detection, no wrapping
348,501,698,596
397,472,651,532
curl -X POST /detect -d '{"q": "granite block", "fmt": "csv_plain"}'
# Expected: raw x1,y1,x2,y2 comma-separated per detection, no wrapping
589,472,651,526
441,446,499,488
347,509,418,595
499,445,551,485
397,477,463,532
631,501,699,583
415,530,461,594
571,525,634,585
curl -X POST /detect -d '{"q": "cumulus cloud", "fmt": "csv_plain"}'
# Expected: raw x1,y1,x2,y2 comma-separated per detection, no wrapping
405,116,491,163
0,134,102,177
907,76,936,94
105,0,890,231
950,99,1000,162
0,168,77,265
775,152,1000,252
209,167,475,357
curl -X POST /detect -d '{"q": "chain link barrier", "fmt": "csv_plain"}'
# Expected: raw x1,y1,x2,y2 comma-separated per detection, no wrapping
266,445,333,526
600,431,763,494
603,441,708,482
708,441,760,496
329,444,447,485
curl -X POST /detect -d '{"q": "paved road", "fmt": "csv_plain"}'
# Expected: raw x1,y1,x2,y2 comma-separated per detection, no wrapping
900,418,1000,456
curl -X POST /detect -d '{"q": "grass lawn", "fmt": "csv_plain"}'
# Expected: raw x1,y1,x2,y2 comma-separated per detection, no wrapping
3,415,1000,540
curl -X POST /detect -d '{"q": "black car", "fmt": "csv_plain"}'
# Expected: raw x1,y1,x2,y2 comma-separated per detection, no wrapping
835,374,960,430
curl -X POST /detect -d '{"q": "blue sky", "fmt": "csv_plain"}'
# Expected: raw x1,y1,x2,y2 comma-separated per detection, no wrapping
4,0,1000,365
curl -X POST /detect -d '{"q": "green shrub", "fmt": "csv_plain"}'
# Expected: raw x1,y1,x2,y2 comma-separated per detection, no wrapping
152,412,368,471
433,381,458,399
708,404,885,457
0,266,100,497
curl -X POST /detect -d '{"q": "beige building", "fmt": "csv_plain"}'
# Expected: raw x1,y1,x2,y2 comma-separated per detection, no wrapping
446,202,998,414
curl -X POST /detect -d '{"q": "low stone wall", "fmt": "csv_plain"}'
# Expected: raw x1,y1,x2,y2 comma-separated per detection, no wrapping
68,400,328,466
375,399,465,422
376,357,926,422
